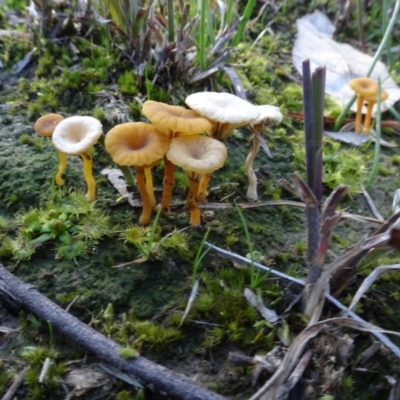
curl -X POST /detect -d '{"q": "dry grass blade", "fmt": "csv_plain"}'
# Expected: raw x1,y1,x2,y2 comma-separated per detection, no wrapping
348,264,400,312
250,317,400,400
305,231,392,324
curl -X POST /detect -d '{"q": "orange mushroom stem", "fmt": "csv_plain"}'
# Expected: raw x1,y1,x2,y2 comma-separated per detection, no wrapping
144,167,156,209
187,178,201,225
160,158,175,215
135,166,153,225
196,174,212,203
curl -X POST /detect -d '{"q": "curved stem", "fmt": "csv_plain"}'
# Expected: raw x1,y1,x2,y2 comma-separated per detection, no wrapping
135,166,152,225
161,158,175,215
354,95,364,133
245,133,261,201
196,174,212,203
145,167,156,209
81,152,96,201
55,151,67,186
188,178,201,226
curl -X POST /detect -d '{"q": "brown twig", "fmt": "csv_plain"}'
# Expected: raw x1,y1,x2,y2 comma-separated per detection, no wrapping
0,264,227,400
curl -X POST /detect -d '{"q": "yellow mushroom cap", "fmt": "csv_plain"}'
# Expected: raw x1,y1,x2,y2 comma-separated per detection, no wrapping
142,100,214,136
365,89,389,103
349,77,379,99
166,135,227,176
105,122,170,167
34,113,64,137
52,116,103,155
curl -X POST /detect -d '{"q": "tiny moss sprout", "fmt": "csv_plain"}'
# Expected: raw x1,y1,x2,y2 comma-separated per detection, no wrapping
118,347,139,359
118,71,138,95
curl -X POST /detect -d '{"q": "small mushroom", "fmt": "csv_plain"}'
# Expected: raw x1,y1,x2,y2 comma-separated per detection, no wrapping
142,100,214,215
52,116,103,201
185,91,260,202
104,122,170,225
34,113,66,186
349,77,388,134
246,105,283,201
166,136,227,225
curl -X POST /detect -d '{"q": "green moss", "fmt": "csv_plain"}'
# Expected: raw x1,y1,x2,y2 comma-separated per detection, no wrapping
118,71,138,95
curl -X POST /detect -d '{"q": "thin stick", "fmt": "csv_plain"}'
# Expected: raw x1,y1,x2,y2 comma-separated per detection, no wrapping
0,264,227,400
204,242,400,360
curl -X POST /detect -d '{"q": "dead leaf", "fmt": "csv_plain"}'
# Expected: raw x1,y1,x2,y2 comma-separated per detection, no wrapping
64,367,109,397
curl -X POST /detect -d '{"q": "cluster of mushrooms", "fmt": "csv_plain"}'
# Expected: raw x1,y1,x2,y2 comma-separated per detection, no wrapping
34,92,283,226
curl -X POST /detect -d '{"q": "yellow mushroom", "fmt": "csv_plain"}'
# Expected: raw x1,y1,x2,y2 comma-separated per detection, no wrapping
34,113,66,186
104,122,170,225
52,116,103,201
142,100,214,215
349,77,388,134
166,136,227,226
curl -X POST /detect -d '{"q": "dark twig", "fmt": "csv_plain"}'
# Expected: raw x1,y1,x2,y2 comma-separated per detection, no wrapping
0,264,227,400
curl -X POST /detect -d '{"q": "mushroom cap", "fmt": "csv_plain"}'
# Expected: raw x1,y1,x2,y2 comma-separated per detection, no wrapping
34,113,64,137
365,89,389,103
105,122,170,167
52,116,103,155
349,77,379,98
251,105,283,126
142,100,214,136
166,135,227,176
185,92,260,125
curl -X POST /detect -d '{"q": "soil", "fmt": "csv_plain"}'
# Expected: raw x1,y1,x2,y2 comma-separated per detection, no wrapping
1,2,400,400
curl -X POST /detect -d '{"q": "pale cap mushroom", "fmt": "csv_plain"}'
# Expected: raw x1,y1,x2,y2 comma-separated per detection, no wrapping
166,135,227,225
52,116,103,155
167,135,227,180
185,92,260,140
251,105,283,126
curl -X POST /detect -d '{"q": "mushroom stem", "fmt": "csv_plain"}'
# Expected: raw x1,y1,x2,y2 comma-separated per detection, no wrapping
144,167,156,209
81,152,96,201
161,158,175,215
135,166,153,225
55,151,67,186
245,133,261,201
196,174,212,203
362,100,376,134
354,95,365,133
187,178,201,226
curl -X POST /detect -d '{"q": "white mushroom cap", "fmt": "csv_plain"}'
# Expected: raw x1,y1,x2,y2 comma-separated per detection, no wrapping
251,105,283,126
167,136,227,178
52,116,103,155
185,92,260,125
